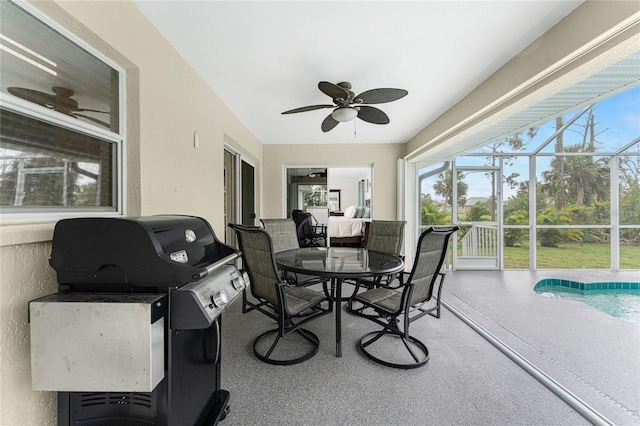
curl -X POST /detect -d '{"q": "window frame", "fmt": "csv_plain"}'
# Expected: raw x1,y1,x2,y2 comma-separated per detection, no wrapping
415,93,640,271
0,0,126,221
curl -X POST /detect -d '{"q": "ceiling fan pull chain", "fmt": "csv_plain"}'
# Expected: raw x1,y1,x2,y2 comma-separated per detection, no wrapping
354,118,357,138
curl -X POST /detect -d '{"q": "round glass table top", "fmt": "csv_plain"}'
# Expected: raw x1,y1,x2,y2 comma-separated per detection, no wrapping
275,247,404,279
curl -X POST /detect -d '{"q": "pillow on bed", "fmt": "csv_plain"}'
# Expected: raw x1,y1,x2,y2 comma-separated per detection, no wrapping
344,205,357,218
363,207,371,218
355,206,364,218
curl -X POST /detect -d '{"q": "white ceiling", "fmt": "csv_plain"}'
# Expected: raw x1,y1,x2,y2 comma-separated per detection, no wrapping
132,1,583,145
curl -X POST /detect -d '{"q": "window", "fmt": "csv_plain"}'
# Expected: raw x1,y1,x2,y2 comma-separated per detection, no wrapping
417,84,640,271
0,1,123,216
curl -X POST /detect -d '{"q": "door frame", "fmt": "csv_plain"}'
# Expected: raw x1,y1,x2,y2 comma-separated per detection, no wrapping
452,163,503,270
224,145,256,240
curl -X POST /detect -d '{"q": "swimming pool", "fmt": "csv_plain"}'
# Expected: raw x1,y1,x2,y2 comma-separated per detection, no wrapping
534,279,640,326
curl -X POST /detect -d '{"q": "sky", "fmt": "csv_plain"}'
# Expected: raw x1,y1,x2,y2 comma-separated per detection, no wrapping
420,85,640,202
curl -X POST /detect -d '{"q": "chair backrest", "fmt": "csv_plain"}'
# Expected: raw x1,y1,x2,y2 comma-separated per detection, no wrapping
291,209,313,239
228,224,280,306
260,218,300,252
365,220,407,256
406,226,458,306
291,209,306,226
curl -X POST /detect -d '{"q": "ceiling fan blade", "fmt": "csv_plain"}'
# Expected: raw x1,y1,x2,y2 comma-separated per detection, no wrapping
71,112,111,127
282,104,334,114
355,88,408,104
357,105,390,125
318,81,349,100
321,114,339,132
75,108,111,114
8,87,56,107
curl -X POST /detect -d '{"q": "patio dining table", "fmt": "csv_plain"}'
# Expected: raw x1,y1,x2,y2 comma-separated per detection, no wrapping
275,246,404,357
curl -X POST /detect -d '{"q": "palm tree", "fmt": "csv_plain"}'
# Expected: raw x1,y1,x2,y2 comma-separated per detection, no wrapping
433,169,467,213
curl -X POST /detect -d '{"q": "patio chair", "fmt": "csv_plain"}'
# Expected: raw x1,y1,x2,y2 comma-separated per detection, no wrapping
343,220,406,305
291,209,327,247
358,220,406,287
347,226,458,369
260,218,328,287
228,223,332,365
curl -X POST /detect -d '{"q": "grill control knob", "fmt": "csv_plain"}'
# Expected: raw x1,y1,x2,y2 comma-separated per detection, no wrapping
232,276,245,290
211,291,228,309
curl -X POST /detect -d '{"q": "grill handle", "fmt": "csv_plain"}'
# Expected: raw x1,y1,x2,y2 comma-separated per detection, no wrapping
204,320,221,364
193,252,241,281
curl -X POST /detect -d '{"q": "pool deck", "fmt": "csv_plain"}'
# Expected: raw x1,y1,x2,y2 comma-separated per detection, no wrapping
443,270,640,426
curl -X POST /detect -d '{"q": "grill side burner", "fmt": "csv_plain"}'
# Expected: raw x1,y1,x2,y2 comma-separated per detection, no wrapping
29,215,244,426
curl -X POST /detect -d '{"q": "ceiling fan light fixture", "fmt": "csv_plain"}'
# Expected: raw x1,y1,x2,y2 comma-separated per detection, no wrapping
332,107,358,122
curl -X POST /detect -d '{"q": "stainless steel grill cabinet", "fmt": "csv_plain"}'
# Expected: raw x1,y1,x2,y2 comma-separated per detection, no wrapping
29,215,244,426
30,292,166,392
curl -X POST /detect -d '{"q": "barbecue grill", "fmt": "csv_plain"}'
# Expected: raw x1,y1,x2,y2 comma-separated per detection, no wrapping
29,215,244,426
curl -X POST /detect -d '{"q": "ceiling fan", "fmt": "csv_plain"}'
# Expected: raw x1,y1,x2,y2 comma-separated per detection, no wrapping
7,86,110,127
281,81,408,132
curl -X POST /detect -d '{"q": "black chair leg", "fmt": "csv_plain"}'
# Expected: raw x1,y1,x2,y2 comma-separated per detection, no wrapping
428,272,445,319
358,318,430,369
253,327,320,365
359,330,429,369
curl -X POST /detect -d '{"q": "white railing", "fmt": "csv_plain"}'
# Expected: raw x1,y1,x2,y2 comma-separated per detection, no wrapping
461,225,498,257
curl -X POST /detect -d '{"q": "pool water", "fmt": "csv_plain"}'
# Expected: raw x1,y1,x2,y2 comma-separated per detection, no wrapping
534,279,640,326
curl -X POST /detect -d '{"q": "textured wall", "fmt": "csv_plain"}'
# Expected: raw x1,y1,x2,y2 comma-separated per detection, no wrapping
0,242,57,425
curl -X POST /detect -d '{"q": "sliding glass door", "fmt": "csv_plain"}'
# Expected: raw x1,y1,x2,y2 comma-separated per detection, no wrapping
224,148,256,244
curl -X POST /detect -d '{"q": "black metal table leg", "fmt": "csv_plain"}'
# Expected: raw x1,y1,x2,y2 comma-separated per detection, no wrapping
335,277,342,357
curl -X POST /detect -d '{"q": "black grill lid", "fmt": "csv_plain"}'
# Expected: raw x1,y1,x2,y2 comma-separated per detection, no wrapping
49,215,239,286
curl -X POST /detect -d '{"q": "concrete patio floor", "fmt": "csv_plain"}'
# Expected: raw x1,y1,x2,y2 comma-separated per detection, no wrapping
220,269,639,425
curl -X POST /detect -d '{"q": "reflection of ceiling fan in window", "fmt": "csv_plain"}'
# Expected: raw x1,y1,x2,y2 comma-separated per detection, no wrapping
7,86,110,127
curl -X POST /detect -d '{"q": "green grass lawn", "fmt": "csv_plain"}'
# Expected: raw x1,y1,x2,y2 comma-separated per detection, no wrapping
502,242,640,269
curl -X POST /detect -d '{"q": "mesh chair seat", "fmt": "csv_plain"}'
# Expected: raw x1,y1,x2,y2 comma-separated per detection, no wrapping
283,286,328,314
353,287,403,314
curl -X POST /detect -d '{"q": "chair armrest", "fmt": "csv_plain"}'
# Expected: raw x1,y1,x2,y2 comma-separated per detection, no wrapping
381,270,408,289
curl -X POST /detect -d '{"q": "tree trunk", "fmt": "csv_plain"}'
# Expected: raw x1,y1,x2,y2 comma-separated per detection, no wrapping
555,117,565,210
